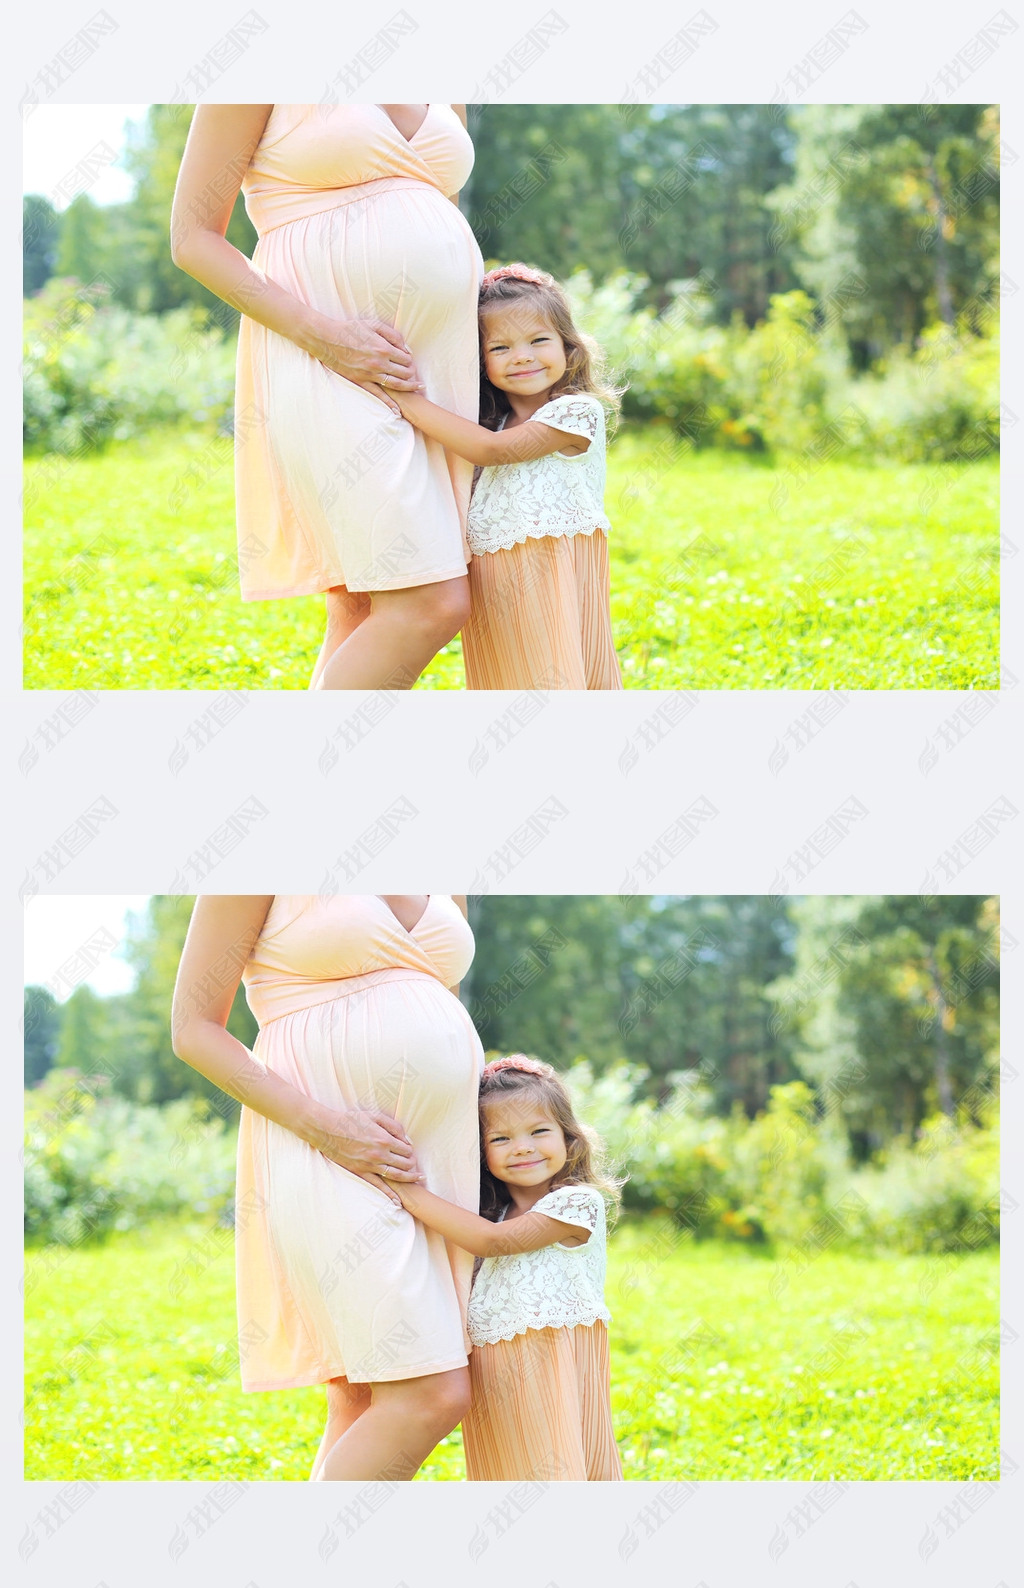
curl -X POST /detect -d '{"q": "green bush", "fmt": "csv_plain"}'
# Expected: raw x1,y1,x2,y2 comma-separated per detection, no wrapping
725,1081,850,1246
567,271,998,462
567,1062,998,1253
24,1069,236,1243
842,1108,1000,1252
834,327,999,463
23,277,236,453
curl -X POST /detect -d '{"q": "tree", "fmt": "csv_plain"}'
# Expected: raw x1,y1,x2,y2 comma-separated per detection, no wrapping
614,895,798,1104
466,894,639,1070
465,105,801,320
121,104,257,317
770,895,999,1152
466,104,630,283
768,104,999,360
618,105,799,322
54,984,112,1079
23,195,60,295
118,895,257,1107
24,985,62,1085
54,193,114,288
845,894,999,1122
466,894,799,1104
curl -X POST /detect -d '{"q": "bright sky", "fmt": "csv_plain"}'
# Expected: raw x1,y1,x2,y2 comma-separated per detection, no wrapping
23,896,151,1000
22,104,150,210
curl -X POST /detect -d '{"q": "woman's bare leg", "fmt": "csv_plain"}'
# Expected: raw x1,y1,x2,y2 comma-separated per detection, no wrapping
309,1376,372,1480
308,587,372,690
314,1367,471,1480
315,577,471,691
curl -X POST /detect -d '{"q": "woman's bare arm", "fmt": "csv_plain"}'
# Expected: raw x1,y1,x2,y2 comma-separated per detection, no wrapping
393,1182,589,1257
171,895,420,1186
169,105,420,399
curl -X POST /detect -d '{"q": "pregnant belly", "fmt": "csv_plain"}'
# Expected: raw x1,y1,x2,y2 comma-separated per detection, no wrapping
255,975,483,1138
259,185,483,344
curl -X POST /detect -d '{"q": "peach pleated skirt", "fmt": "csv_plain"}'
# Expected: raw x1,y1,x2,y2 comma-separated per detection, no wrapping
462,530,623,691
463,1323,623,1480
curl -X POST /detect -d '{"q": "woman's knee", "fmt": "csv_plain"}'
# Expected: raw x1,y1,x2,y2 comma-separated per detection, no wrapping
382,1370,471,1434
382,579,471,644
430,1373,472,1430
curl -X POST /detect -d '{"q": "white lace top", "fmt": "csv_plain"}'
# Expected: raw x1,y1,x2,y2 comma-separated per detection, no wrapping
466,1185,611,1346
467,394,612,555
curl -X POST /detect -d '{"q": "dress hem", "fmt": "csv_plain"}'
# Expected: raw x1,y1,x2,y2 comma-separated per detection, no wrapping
241,563,470,601
241,1352,470,1393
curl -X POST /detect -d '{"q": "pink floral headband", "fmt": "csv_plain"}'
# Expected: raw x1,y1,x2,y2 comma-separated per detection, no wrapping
480,262,550,290
482,1054,550,1079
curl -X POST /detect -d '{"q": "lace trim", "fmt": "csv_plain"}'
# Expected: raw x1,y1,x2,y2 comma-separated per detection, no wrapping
470,1308,611,1347
469,521,604,555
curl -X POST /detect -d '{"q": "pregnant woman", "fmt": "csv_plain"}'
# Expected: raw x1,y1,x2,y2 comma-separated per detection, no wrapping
171,895,484,1480
170,106,483,689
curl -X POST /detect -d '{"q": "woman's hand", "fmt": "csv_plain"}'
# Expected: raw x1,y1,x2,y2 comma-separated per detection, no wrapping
369,382,428,420
359,1172,405,1208
357,380,405,417
314,325,422,417
311,317,424,411
307,1104,423,1183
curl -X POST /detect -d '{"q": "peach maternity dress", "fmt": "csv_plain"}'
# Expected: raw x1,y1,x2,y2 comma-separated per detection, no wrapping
235,896,483,1391
235,105,483,599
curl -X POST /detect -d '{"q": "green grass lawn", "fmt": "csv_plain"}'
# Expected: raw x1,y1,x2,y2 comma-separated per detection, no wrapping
23,429,998,690
24,1217,998,1481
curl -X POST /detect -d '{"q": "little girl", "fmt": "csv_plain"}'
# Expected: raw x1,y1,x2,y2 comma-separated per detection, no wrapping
383,263,624,691
392,1054,624,1481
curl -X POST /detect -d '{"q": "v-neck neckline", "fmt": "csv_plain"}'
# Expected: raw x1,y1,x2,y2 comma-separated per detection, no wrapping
376,894,432,936
374,103,431,145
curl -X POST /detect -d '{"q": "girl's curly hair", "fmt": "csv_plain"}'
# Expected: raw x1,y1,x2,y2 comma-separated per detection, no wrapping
476,264,624,433
477,1054,624,1222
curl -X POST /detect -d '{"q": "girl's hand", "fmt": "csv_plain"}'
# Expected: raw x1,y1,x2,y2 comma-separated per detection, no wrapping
306,1105,422,1182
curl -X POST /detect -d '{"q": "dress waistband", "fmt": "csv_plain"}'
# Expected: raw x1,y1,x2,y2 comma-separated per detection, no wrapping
244,965,446,1026
244,175,445,236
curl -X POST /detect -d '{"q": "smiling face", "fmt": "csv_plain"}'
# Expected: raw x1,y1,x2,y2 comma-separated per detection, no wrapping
481,1095,569,1190
479,303,567,401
